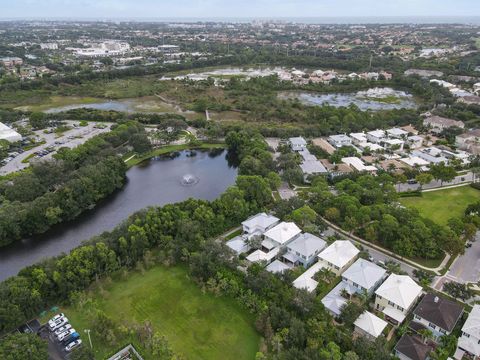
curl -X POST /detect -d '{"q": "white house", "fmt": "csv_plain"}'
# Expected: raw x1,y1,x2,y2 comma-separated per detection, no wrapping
317,240,360,276
341,258,387,295
0,122,22,143
321,281,355,317
292,261,323,292
374,274,423,326
406,135,424,149
241,213,280,239
349,132,367,145
262,222,301,251
289,137,307,152
456,304,480,360
386,128,409,139
366,130,386,144
382,138,404,151
342,157,377,173
283,233,327,267
354,311,388,340
328,134,352,148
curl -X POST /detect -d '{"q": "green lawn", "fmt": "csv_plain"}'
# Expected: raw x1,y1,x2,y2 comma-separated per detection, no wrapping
399,185,480,225
58,266,260,360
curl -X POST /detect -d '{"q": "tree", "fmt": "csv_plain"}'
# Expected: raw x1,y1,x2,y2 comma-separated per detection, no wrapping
430,163,456,186
29,112,48,129
130,133,152,154
443,281,474,300
0,333,48,360
415,173,433,190
290,205,317,227
70,346,95,360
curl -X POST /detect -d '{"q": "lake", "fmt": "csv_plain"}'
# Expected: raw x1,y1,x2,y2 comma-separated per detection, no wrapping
279,89,418,110
0,149,237,281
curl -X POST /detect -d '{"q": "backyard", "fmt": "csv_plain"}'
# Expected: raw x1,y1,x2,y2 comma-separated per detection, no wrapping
54,266,260,359
399,185,480,225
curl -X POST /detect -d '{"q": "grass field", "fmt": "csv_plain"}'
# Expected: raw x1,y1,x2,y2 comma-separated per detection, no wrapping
399,185,480,225
56,266,260,360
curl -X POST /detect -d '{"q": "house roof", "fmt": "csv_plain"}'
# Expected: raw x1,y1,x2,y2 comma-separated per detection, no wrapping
354,311,388,338
375,274,422,309
413,293,464,332
266,260,291,274
289,137,307,146
226,236,249,254
342,258,386,290
423,116,464,128
394,335,433,360
300,160,328,174
329,134,351,142
318,240,360,269
292,261,323,293
462,304,480,339
287,233,327,258
349,132,367,141
387,128,408,137
246,248,279,263
367,130,386,138
264,222,301,245
321,281,355,316
242,213,279,231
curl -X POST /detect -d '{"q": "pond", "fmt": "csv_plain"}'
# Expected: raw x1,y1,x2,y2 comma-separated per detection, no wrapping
0,149,237,281
279,88,418,110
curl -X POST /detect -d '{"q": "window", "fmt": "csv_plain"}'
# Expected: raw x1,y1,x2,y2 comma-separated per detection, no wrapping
388,301,395,306
439,329,446,335
414,315,421,321
397,305,404,312
463,332,470,338
428,323,436,330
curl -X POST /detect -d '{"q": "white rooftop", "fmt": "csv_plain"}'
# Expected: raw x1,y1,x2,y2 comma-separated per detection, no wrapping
458,306,480,356
0,122,22,143
329,134,351,142
321,281,355,316
266,260,292,274
399,156,430,167
358,142,383,152
367,130,386,138
349,132,367,141
264,222,301,246
318,240,360,269
287,233,327,258
342,258,386,290
292,261,323,292
387,128,408,137
289,137,307,146
242,213,279,232
354,311,388,338
246,247,279,263
300,160,328,174
226,236,249,255
342,157,377,172
375,274,422,309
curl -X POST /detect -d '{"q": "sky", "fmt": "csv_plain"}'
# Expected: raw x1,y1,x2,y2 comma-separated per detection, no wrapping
0,0,479,20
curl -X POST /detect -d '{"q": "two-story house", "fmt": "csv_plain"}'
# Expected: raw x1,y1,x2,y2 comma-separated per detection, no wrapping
282,233,326,267
374,274,423,326
289,137,307,152
456,304,480,360
412,293,464,339
317,240,360,276
241,213,280,239
328,134,352,148
341,258,387,295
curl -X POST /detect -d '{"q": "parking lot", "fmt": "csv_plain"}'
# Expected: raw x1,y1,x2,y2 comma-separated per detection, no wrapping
0,121,112,175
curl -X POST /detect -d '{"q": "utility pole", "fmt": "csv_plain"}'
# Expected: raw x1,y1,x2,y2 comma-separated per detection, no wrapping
84,329,93,349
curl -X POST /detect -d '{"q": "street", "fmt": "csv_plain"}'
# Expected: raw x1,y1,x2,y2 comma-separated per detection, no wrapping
397,172,473,192
448,233,480,284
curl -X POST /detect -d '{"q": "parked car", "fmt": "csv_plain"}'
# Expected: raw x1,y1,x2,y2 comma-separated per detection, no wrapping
48,313,65,324
65,339,82,352
407,179,418,185
465,242,473,248
54,323,72,336
49,317,68,331
57,328,76,342
62,332,80,346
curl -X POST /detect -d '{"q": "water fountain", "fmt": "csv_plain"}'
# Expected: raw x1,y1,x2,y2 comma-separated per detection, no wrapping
180,174,199,186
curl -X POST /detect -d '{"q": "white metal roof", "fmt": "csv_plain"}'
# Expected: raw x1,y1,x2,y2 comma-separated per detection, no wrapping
375,274,422,309
354,311,388,338
342,259,386,290
287,233,327,258
264,222,301,245
386,128,408,137
246,247,279,263
321,281,355,316
462,305,480,340
266,260,291,274
318,240,359,269
0,122,22,142
289,137,307,146
367,130,386,138
242,213,279,232
226,236,249,255
292,261,324,292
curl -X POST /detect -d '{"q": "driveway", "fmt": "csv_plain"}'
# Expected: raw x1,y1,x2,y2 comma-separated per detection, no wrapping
448,233,480,284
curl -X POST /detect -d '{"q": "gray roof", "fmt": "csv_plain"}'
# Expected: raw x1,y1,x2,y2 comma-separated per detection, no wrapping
300,160,328,174
342,258,386,290
287,233,327,257
289,137,307,146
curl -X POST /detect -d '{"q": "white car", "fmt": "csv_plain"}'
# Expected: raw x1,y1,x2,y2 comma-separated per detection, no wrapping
48,313,65,325
49,317,68,331
57,328,76,342
54,323,72,336
65,339,82,352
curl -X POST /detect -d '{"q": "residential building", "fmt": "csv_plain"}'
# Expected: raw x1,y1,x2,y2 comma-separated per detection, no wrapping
0,57,23,67
383,138,404,151
292,262,323,292
341,157,377,173
328,134,352,148
0,122,22,142
387,128,409,139
375,274,423,325
349,132,367,145
354,311,388,340
266,259,292,274
341,259,386,295
289,137,307,151
407,135,424,149
317,240,360,276
456,129,480,155
394,334,434,360
412,293,464,339
366,130,386,144
321,281,355,317
423,116,464,133
262,222,301,251
241,213,280,239
283,233,327,267
458,96,480,106
456,304,480,360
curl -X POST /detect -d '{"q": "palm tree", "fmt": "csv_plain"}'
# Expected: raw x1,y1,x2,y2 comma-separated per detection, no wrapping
418,329,433,344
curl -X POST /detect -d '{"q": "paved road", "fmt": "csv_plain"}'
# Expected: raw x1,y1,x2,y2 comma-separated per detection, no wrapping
397,172,473,192
448,234,480,284
0,121,112,175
